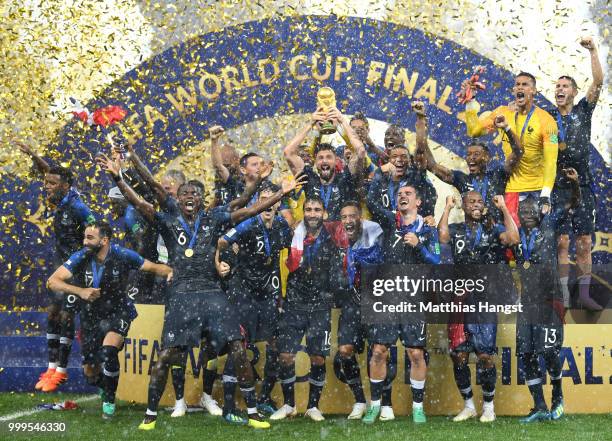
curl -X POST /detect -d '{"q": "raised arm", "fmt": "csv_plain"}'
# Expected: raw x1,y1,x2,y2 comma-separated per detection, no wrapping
539,115,559,213
464,101,498,138
97,153,157,223
328,108,366,176
283,110,327,176
438,195,456,244
226,161,273,211
493,114,523,174
124,143,167,206
140,259,173,281
209,125,231,183
229,174,307,225
492,195,519,246
580,37,603,105
412,101,454,184
15,140,51,174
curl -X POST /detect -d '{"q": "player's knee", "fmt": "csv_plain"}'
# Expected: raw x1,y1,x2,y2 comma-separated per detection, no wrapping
310,355,325,366
557,235,570,252
477,353,494,368
451,352,469,367
576,236,592,255
407,348,425,364
370,344,387,364
102,345,120,373
338,345,354,359
279,352,295,366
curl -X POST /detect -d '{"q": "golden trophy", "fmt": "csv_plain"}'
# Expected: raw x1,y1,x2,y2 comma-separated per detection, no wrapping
316,87,337,135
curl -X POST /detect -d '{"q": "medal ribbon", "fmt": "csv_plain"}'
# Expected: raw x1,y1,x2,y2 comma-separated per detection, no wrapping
465,224,483,251
515,106,536,144
178,213,202,251
520,228,539,262
304,230,326,270
319,184,333,210
91,260,105,289
471,176,489,203
556,112,567,144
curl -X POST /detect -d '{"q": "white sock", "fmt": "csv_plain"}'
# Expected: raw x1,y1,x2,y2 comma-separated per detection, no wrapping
247,407,257,414
413,401,424,409
483,401,495,411
465,397,475,410
371,399,381,406
56,366,67,374
145,409,157,416
560,276,570,307
48,362,57,370
175,397,185,406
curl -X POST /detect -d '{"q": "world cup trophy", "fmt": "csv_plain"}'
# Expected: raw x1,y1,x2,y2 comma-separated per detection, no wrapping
316,87,337,135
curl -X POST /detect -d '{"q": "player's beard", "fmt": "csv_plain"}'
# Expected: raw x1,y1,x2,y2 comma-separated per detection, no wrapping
304,216,323,233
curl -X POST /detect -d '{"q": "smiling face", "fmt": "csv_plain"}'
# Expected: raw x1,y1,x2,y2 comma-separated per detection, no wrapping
303,199,325,232
161,176,182,199
315,148,336,181
350,119,369,143
555,77,578,108
177,184,203,217
258,189,279,222
462,191,485,221
384,126,404,150
397,185,421,214
465,144,489,175
388,147,410,178
83,226,108,253
340,204,362,243
44,173,69,203
240,155,262,180
513,75,536,109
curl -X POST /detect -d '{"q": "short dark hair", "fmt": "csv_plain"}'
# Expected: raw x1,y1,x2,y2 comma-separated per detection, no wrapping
47,166,73,186
516,71,537,87
240,152,260,168
163,169,186,184
340,200,361,212
398,183,421,199
313,143,336,157
350,112,368,125
467,141,490,153
304,196,325,209
558,75,578,90
178,180,204,195
88,221,113,239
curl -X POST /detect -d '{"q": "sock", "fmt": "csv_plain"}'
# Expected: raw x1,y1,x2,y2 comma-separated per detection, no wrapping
453,362,473,407
279,362,296,408
222,358,237,414
203,358,218,396
259,347,279,403
543,351,563,406
559,276,570,307
477,362,496,405
369,378,384,404
577,275,601,309
58,336,72,371
102,346,120,404
342,355,366,404
147,351,177,413
381,382,393,407
307,363,326,409
522,353,546,410
47,318,60,365
410,378,425,408
170,351,187,401
239,382,257,415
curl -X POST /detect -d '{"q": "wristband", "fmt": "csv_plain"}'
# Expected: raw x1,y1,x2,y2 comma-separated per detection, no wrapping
540,186,552,199
112,174,121,183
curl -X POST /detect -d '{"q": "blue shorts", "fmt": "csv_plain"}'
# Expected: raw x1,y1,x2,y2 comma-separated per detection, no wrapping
453,323,497,355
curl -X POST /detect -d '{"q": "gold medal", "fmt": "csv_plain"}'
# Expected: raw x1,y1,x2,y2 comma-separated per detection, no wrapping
523,261,530,269
185,248,194,257
559,141,567,151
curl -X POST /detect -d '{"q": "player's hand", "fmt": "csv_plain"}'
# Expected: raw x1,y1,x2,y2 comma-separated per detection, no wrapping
216,261,230,278
14,139,34,156
79,287,101,302
209,125,225,142
281,173,308,195
311,108,327,127
166,270,173,282
327,107,344,125
380,162,397,176
579,37,596,51
492,195,506,209
445,195,457,209
411,100,426,117
563,167,579,182
259,160,274,181
494,114,508,129
403,232,420,247
539,197,551,215
423,215,436,226
96,153,121,177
